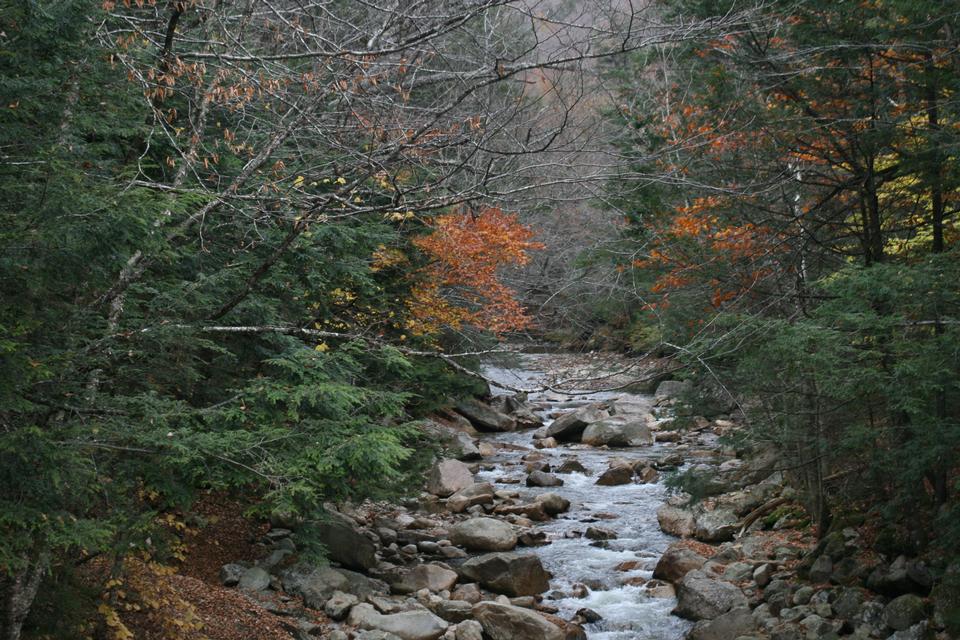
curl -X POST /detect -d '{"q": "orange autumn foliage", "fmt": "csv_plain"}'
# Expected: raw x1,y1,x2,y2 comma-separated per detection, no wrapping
407,207,543,335
634,197,780,309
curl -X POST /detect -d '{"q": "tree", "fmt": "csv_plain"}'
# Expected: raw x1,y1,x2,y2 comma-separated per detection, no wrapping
605,0,960,542
0,0,753,636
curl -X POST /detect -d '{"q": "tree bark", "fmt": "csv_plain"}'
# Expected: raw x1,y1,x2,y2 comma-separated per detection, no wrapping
0,553,48,640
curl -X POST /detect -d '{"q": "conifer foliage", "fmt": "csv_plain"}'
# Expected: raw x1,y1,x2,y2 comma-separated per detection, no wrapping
607,0,960,554
0,0,588,635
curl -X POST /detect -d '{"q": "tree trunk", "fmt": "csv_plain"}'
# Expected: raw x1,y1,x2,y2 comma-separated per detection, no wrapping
0,553,48,640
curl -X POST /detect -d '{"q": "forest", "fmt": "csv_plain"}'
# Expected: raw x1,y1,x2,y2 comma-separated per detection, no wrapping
0,1,957,639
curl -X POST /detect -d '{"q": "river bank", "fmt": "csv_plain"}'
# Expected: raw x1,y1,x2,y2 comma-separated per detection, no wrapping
203,351,948,640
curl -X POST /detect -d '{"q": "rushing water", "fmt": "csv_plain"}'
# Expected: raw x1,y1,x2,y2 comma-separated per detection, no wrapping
478,354,693,640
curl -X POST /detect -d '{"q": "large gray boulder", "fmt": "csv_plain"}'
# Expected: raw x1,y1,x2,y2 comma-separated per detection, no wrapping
455,398,516,432
446,483,495,513
448,517,517,552
883,594,928,631
472,602,565,640
657,504,696,537
544,404,609,442
280,564,350,608
581,420,653,447
693,508,739,543
459,552,551,596
315,511,378,570
674,570,748,621
689,606,756,640
426,459,474,497
654,542,708,584
391,564,459,594
534,492,570,515
237,566,270,592
526,470,563,487
347,603,448,640
654,379,692,403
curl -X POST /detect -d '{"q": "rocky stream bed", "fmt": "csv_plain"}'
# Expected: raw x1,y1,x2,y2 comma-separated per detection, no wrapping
215,352,948,640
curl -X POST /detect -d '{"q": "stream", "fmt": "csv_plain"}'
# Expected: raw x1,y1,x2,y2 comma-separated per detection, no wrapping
477,353,694,640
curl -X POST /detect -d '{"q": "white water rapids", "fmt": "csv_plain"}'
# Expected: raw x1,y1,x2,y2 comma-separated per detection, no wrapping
478,354,693,640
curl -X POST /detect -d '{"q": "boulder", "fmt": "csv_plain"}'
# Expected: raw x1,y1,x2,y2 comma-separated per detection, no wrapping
324,590,359,620
534,493,571,515
237,566,270,592
315,511,378,570
454,620,484,640
655,379,692,403
636,465,659,483
446,483,495,513
219,563,246,587
281,564,350,609
493,502,550,522
693,508,739,543
472,602,565,640
448,517,517,552
657,504,696,537
675,570,748,621
596,465,633,485
544,404,609,442
654,542,708,584
459,552,551,597
451,583,482,604
585,526,617,541
426,459,474,498
335,568,390,598
392,564,459,594
581,420,653,447
689,606,756,640
867,556,934,596
455,398,516,432
432,599,473,623
807,555,833,583
451,432,481,461
347,603,448,640
883,594,927,631
556,459,588,474
526,470,563,487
